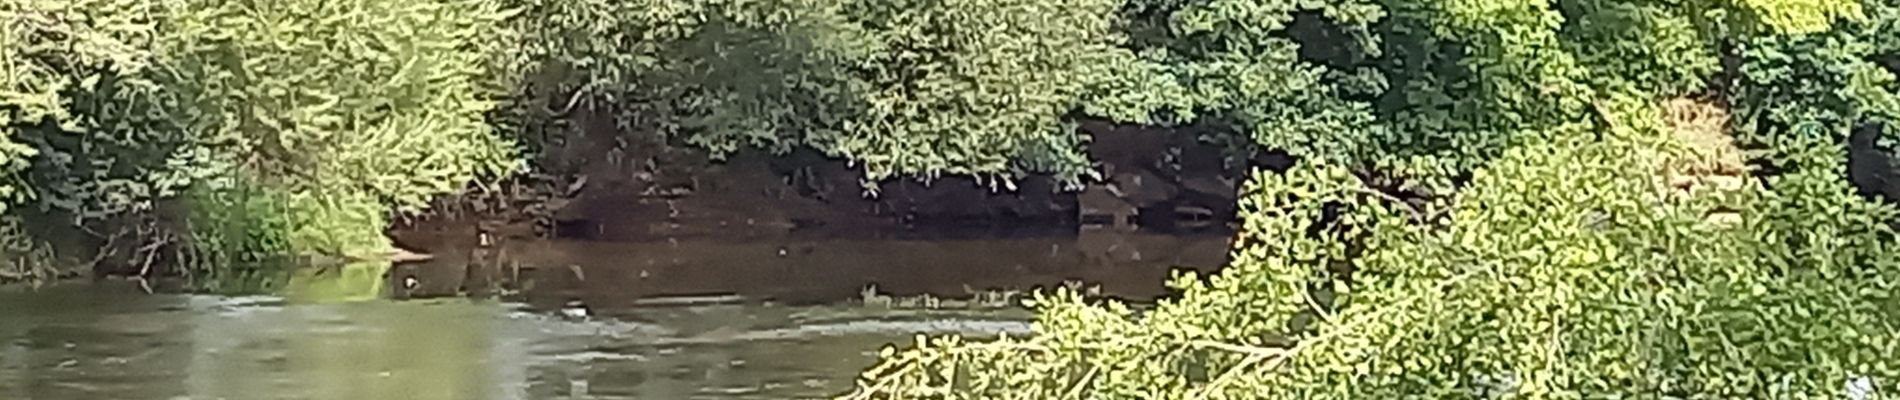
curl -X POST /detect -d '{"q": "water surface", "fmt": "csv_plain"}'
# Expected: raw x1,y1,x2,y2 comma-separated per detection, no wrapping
0,281,1032,400
0,233,1227,399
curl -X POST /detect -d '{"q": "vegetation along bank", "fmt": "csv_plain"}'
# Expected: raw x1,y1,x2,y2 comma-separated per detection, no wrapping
4,0,1900,397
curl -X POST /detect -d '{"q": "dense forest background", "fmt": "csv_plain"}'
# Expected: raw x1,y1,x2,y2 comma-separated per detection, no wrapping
4,0,1900,397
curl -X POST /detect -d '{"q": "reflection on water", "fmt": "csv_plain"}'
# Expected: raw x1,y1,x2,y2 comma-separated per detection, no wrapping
0,233,1223,399
397,233,1230,308
285,264,392,303
183,295,497,400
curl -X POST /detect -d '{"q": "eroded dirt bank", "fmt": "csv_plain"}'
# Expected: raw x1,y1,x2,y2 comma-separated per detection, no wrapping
382,115,1265,302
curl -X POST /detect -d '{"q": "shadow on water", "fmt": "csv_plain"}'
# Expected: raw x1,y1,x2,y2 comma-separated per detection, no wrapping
0,231,1226,399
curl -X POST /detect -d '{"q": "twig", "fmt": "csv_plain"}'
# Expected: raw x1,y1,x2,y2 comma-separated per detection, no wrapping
1189,340,1291,358
1191,352,1268,400
137,236,173,278
1340,185,1425,217
548,83,595,116
1065,364,1100,399
1303,290,1336,322
83,232,121,272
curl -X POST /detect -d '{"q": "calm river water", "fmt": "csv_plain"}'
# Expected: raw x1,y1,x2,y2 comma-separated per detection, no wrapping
0,233,1228,399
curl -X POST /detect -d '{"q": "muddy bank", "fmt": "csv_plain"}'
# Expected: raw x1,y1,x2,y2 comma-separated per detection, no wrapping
373,114,1250,306
403,110,1254,245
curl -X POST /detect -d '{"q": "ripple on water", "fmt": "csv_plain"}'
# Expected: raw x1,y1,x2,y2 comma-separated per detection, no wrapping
186,294,286,317
728,318,1031,342
545,350,651,363
501,309,681,338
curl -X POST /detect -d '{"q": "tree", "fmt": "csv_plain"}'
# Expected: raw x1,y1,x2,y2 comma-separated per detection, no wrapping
0,0,518,276
504,0,1156,187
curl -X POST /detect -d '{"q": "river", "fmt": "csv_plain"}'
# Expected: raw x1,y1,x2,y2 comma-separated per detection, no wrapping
0,233,1228,399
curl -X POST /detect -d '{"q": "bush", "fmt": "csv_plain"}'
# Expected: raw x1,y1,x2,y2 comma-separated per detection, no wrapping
843,96,1900,399
841,0,1900,398
1,0,519,269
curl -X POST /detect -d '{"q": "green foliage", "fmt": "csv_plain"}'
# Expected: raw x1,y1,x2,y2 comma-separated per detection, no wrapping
160,0,516,258
505,0,1150,186
845,0,1900,398
6,1,1900,396
1734,0,1863,34
846,97,1900,400
1560,0,1723,96
1096,0,1383,166
1368,0,1598,179
1728,0,1899,184
825,0,1137,183
178,180,296,271
499,0,1504,186
0,0,161,214
0,0,518,267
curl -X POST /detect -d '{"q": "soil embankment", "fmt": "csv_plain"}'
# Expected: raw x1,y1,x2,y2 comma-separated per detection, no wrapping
383,114,1256,302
